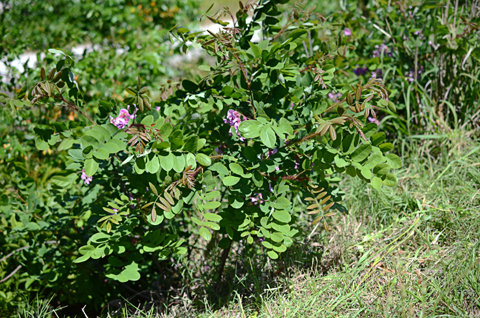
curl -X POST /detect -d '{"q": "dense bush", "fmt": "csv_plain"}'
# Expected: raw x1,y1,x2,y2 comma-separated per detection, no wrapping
0,0,404,315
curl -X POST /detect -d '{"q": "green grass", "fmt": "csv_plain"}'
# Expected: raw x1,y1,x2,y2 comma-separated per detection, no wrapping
22,129,478,318
166,130,480,317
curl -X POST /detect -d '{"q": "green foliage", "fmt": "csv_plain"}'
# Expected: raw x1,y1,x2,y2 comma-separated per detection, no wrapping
0,0,407,314
330,0,480,135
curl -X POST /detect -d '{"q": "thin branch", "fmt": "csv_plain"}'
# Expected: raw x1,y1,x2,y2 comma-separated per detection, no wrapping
0,246,30,263
0,265,22,283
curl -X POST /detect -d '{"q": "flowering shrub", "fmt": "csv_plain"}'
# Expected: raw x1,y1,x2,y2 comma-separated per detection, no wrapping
2,1,401,306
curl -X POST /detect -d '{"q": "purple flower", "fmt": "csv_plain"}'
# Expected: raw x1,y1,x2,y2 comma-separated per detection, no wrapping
368,117,380,125
371,69,383,80
328,92,343,103
156,106,160,111
110,105,136,129
258,236,265,243
372,43,391,58
353,65,368,76
250,193,265,205
344,28,352,36
224,109,247,141
275,166,280,171
294,156,300,169
81,169,93,185
290,102,294,110
267,148,278,158
405,66,423,82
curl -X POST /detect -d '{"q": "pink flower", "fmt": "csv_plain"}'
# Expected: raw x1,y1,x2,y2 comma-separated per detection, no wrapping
250,193,265,205
81,169,93,185
344,28,351,36
110,105,137,129
224,109,247,141
328,92,343,103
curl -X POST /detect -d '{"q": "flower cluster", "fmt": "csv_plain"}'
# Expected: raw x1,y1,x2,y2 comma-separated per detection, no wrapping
328,92,343,103
353,65,369,76
372,43,392,58
224,109,247,141
110,105,136,129
405,66,424,82
81,169,93,185
371,69,383,80
250,193,265,205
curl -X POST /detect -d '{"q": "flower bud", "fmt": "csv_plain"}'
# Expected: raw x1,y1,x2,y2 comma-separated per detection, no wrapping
346,92,354,106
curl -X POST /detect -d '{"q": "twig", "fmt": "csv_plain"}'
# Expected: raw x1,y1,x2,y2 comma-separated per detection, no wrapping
81,305,89,318
0,246,30,263
0,265,22,283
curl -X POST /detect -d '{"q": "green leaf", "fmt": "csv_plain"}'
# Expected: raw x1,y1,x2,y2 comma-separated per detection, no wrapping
252,170,263,187
203,201,221,210
371,177,383,190
185,153,197,169
85,129,106,144
260,125,276,149
371,132,386,146
199,227,212,241
182,79,198,92
203,221,220,231
102,142,121,153
58,138,75,151
210,162,229,175
273,197,290,209
108,139,126,151
229,163,244,176
267,250,279,259
360,167,372,179
84,158,98,177
92,125,112,141
383,173,398,187
222,176,240,186
239,120,263,138
203,191,220,200
50,176,70,188
362,123,378,139
183,136,198,152
81,135,100,149
141,115,154,126
204,213,222,222
385,153,402,169
146,155,160,173
351,144,372,162
160,152,174,171
35,137,49,151
248,42,262,58
334,155,348,168
196,153,212,166
172,154,185,173
379,143,394,152
135,157,146,174
363,153,384,170
93,148,110,160
273,210,291,223
159,122,173,139
288,29,307,40
373,163,390,176
271,232,284,243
